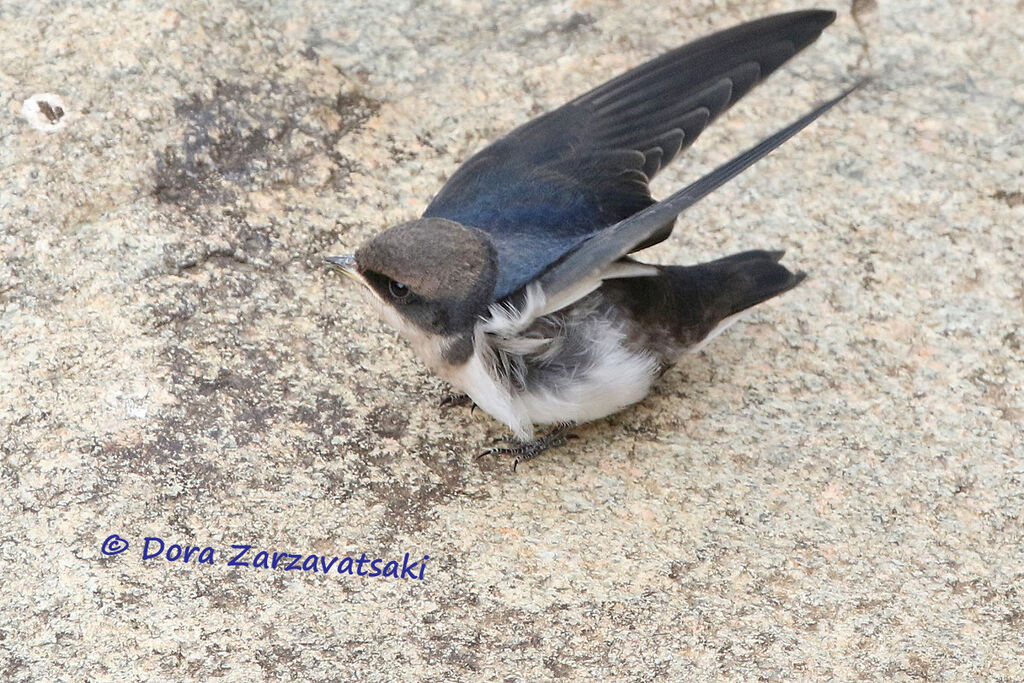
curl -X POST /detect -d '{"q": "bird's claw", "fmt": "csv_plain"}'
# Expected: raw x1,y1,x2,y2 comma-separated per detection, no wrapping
475,425,577,470
439,393,475,412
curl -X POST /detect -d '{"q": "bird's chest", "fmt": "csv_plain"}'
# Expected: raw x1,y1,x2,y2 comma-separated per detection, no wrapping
475,306,660,432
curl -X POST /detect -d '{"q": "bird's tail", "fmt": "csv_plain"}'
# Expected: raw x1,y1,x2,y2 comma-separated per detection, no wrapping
602,250,805,357
672,249,806,321
656,249,804,354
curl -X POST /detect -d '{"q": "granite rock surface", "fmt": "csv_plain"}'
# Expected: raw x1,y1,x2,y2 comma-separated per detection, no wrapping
1,0,1022,680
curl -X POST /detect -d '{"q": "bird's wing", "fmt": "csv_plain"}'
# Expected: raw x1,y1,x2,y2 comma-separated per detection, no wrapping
532,85,862,317
422,10,837,299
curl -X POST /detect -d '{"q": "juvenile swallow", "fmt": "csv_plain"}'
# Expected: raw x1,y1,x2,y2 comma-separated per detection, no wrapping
329,10,854,467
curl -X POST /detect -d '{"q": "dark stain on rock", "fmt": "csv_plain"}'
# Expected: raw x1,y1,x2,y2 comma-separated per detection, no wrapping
1,653,29,681
551,12,596,34
202,572,256,611
255,642,304,679
102,426,231,498
147,292,198,329
851,0,878,19
991,189,1024,208
333,91,380,135
154,81,269,205
516,12,596,44
174,246,252,272
291,392,355,437
368,404,409,440
98,339,286,489
544,656,574,679
99,322,480,546
370,480,452,535
153,79,380,208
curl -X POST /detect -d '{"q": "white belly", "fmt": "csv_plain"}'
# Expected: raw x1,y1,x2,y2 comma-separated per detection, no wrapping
449,316,659,441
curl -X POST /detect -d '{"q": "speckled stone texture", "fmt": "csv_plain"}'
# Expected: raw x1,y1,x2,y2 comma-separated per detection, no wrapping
1,0,1021,680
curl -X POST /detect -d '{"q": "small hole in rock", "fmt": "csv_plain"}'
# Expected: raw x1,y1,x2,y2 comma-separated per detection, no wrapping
37,100,65,123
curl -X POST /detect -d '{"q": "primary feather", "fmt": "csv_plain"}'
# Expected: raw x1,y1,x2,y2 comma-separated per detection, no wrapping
423,10,838,299
536,84,860,306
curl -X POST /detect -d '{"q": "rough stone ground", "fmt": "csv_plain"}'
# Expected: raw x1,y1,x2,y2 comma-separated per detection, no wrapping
1,0,1021,680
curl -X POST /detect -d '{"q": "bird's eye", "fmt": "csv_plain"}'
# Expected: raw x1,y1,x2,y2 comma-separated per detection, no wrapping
388,280,411,300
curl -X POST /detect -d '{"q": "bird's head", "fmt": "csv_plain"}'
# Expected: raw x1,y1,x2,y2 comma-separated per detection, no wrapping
327,218,498,345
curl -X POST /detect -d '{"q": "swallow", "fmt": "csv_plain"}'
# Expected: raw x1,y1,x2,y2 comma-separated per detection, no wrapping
329,10,856,467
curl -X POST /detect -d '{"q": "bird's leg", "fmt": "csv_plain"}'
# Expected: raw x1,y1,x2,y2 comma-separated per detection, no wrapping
477,423,578,471
439,392,475,412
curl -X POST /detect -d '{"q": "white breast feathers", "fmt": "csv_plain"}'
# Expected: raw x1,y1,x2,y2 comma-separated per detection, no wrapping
449,283,660,440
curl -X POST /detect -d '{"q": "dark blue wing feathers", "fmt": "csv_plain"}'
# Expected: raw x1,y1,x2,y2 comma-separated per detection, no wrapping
536,83,864,301
423,10,838,300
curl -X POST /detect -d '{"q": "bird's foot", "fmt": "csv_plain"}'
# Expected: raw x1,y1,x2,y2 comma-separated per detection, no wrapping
439,392,475,412
477,424,578,471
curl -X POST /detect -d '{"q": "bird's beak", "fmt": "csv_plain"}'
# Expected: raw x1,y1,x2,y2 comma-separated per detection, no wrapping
325,254,365,286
